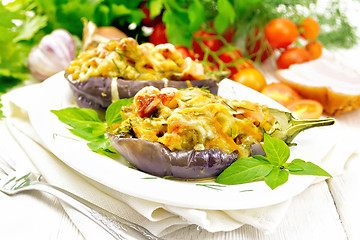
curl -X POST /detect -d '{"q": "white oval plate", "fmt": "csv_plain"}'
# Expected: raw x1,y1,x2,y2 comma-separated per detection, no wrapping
28,74,333,210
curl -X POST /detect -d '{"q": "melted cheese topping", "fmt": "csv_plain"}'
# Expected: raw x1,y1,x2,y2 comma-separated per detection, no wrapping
67,38,206,82
114,87,278,157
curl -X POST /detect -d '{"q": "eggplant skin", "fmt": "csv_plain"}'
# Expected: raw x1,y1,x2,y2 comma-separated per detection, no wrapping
65,73,219,111
107,132,239,179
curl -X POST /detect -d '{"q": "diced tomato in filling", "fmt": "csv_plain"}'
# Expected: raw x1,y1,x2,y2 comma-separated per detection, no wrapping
134,87,161,118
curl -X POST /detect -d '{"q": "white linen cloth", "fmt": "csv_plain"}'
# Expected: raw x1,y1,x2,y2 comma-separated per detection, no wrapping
1,72,358,239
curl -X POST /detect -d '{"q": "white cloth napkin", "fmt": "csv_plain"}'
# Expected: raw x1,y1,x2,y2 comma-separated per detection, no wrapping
1,72,358,239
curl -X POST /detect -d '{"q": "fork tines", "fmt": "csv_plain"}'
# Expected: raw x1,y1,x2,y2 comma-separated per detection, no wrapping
0,149,16,177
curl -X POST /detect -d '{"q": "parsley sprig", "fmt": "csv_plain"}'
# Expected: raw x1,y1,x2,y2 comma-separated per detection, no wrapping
215,133,332,189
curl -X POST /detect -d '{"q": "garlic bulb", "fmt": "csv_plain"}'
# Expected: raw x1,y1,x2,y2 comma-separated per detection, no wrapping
28,29,76,81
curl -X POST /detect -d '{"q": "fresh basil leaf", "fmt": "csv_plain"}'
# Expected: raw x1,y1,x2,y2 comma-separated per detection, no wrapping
105,98,133,126
265,167,289,190
263,133,290,166
51,108,103,129
253,155,270,163
87,137,112,152
215,157,273,185
69,124,106,141
286,159,332,177
51,107,113,153
283,162,302,171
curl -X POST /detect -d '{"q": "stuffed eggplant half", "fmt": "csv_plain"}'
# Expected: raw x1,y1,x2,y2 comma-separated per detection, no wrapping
107,86,335,179
65,37,219,111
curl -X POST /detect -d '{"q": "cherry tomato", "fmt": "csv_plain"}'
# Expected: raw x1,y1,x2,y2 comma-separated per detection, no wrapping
222,26,237,43
264,18,299,49
232,68,267,92
277,47,311,69
218,48,243,63
298,17,320,40
227,60,254,78
175,46,194,59
261,83,301,107
287,99,323,119
305,40,322,60
149,22,168,45
192,30,224,60
246,28,272,62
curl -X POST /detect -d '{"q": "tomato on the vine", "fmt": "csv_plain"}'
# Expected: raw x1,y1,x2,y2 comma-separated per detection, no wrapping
264,18,298,49
305,41,322,60
175,46,194,59
149,22,168,45
298,17,320,40
217,48,253,77
245,28,272,62
218,48,243,63
232,68,267,92
287,99,323,119
222,26,237,43
277,47,311,69
192,30,224,60
261,83,301,107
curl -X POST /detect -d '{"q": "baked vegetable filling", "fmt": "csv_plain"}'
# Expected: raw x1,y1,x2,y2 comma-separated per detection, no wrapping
109,86,280,157
67,37,206,82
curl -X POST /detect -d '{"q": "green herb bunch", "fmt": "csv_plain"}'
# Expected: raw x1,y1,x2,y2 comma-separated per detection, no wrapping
155,0,358,49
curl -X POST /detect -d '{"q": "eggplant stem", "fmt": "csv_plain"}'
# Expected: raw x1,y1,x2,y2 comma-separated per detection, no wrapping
285,118,335,144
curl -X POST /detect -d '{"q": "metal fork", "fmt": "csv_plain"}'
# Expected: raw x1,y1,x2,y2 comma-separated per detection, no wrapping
0,151,163,240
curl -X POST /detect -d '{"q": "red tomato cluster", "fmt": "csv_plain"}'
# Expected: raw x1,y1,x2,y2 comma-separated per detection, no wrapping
140,7,324,118
246,17,322,69
191,29,258,82
147,20,257,83
147,21,266,92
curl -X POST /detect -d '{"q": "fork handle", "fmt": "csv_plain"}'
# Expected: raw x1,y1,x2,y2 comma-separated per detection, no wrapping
29,182,162,240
